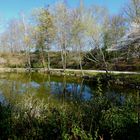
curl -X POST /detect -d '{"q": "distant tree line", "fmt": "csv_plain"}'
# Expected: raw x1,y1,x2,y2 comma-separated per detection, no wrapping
0,0,139,71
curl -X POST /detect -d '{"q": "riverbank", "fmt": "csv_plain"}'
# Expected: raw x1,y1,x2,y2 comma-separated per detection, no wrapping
0,68,139,76
0,68,139,89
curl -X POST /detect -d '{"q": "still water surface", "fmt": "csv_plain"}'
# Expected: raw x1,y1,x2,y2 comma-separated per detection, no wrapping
0,73,139,104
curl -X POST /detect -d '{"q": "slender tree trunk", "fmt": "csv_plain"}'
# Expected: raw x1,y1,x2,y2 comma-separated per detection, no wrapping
64,48,67,70
22,14,31,70
28,45,31,69
60,48,66,71
46,44,51,71
10,42,14,55
79,54,84,76
79,42,84,76
98,41,108,74
28,51,31,69
41,47,46,70
100,48,108,74
127,46,131,61
60,49,64,70
25,47,31,70
47,51,50,71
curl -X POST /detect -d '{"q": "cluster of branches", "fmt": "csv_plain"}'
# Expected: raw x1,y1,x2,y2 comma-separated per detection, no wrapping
0,0,139,72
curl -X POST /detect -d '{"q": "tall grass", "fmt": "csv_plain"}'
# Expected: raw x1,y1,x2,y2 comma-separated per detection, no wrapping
0,92,140,140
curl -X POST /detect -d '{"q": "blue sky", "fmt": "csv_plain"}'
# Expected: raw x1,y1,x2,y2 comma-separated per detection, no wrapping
0,0,127,20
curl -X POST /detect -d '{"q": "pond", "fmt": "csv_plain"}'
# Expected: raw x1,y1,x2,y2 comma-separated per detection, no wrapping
0,73,93,102
0,72,140,140
0,73,139,102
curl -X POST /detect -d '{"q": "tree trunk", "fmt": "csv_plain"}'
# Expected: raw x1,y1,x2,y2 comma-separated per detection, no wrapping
25,47,31,70
79,52,84,76
79,42,84,76
60,49,66,71
60,49,65,70
99,46,108,74
64,49,67,70
28,51,31,69
41,47,46,70
102,50,108,73
47,51,50,71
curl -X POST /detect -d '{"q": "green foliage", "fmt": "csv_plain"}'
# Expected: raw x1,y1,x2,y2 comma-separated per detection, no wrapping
0,104,13,140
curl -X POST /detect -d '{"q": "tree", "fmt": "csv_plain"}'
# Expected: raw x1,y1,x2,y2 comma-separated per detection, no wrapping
124,0,140,24
6,19,22,53
103,14,126,49
70,1,86,75
53,1,71,71
20,14,34,69
85,5,109,72
33,7,56,70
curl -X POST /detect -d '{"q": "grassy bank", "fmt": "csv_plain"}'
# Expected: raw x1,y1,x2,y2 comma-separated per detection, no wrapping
0,52,140,72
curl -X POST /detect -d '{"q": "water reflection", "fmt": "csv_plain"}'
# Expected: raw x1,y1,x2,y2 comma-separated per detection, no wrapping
0,73,94,102
0,73,139,104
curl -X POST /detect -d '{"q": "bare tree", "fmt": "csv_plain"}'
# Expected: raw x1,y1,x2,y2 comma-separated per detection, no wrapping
21,14,33,69
53,2,71,71
70,1,86,75
84,5,109,72
124,0,140,24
